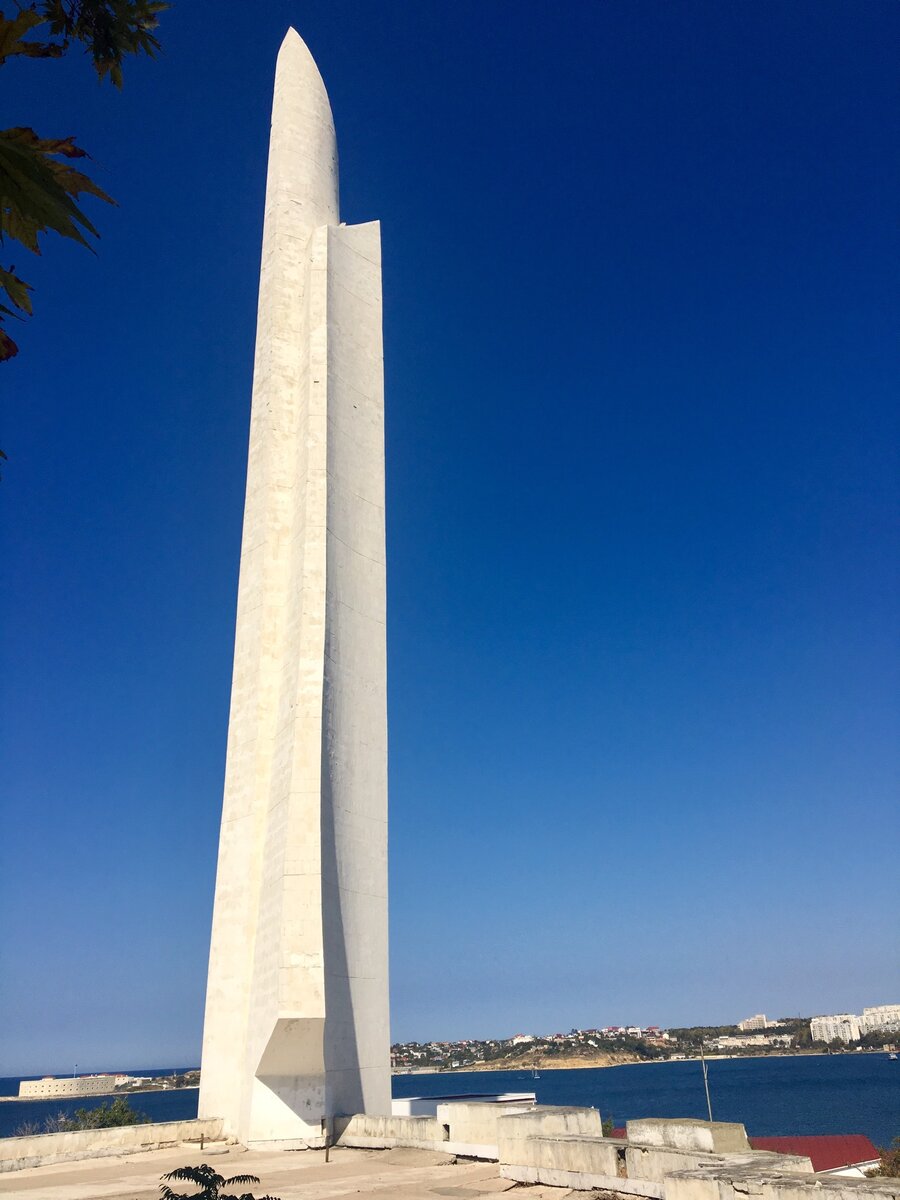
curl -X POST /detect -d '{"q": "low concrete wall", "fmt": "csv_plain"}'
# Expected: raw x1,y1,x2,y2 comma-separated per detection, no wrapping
500,1134,662,1196
330,1110,896,1200
628,1119,750,1154
335,1103,539,1160
497,1104,604,1166
628,1144,728,1184
333,1114,445,1150
0,1117,225,1173
507,1132,620,1174
626,1144,809,1184
435,1100,534,1157
504,1163,664,1196
665,1163,900,1200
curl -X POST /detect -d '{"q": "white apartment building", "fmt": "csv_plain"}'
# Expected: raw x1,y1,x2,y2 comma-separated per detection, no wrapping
810,1014,861,1044
860,1004,900,1034
738,1014,768,1031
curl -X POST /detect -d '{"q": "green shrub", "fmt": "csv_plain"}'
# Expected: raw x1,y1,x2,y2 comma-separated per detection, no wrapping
159,1164,280,1200
65,1097,149,1130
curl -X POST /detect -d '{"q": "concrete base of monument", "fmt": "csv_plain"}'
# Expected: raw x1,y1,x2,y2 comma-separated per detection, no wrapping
3,1109,899,1200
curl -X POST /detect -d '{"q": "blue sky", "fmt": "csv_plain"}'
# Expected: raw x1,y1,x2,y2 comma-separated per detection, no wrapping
1,1,898,1075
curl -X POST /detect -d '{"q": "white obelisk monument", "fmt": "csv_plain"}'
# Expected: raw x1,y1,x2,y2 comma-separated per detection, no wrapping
199,29,390,1148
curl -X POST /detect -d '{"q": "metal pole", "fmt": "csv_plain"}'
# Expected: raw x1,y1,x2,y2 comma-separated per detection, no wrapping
700,1042,713,1122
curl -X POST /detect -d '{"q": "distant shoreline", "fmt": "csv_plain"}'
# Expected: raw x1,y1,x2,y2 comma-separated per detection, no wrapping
4,1050,887,1092
0,1085,199,1104
391,1049,884,1076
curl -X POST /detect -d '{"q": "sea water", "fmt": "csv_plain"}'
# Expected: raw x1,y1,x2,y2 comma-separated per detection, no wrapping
395,1054,899,1146
1,1054,897,1145
0,1068,196,1140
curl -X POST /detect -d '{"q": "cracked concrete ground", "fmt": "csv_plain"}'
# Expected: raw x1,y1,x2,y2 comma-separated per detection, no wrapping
0,1144,576,1200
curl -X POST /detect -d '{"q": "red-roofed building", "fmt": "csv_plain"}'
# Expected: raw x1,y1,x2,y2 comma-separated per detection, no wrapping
749,1135,880,1177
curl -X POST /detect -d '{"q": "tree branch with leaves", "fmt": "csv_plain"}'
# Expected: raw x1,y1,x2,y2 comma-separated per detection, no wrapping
160,1163,281,1200
0,1,166,361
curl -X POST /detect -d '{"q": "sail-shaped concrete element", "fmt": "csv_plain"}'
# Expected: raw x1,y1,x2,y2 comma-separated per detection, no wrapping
198,28,390,1148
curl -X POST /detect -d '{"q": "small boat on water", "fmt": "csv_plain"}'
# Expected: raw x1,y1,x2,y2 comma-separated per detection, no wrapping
889,1052,897,1060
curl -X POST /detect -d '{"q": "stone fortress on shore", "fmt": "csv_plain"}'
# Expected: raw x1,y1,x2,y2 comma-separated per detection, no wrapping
17,1075,127,1101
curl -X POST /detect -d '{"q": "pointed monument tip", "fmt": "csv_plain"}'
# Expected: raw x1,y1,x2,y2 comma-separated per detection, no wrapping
278,26,315,63
269,25,339,226
275,25,328,88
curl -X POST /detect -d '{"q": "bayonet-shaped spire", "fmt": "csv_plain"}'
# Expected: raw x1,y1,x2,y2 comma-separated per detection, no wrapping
267,28,339,231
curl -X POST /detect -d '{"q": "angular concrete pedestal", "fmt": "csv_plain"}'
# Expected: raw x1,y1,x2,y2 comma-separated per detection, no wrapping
199,29,390,1147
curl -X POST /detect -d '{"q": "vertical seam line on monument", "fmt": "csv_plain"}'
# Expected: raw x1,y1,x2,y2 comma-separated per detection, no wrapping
311,222,330,1031
318,226,335,1093
247,219,319,1061
204,162,292,1123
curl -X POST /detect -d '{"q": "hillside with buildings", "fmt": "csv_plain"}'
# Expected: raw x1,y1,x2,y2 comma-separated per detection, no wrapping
391,1004,900,1072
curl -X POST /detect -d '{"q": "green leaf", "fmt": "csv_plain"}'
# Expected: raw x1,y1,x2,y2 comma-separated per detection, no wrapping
0,266,34,314
0,326,19,359
0,11,62,64
38,1,169,87
0,3,167,365
0,127,113,257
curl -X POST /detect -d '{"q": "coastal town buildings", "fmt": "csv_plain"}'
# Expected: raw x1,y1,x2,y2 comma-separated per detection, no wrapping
808,1004,899,1043
390,1003,900,1071
711,1034,794,1051
738,1014,768,1031
391,1004,900,1071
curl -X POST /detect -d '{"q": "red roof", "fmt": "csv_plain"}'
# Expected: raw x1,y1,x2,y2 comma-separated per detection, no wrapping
749,1135,880,1173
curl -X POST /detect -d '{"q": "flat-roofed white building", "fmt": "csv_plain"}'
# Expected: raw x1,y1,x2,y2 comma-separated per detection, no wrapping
738,1014,768,1031
860,1004,900,1033
810,1014,861,1043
